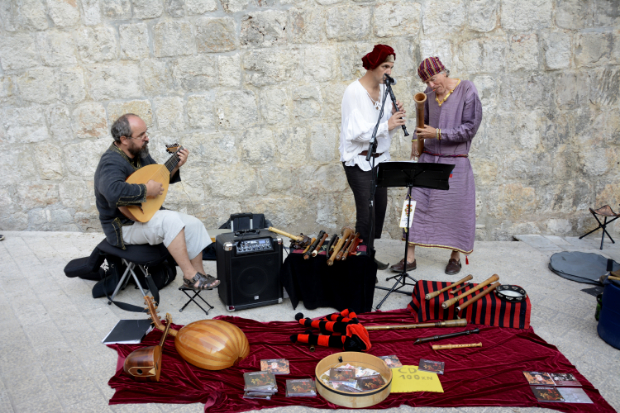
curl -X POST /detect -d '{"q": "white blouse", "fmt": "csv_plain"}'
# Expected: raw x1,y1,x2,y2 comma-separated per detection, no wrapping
339,80,397,172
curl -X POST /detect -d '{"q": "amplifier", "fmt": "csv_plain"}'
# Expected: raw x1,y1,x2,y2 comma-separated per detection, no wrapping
216,229,283,311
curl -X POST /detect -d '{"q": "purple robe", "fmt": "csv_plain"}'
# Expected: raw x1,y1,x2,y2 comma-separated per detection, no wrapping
407,80,483,254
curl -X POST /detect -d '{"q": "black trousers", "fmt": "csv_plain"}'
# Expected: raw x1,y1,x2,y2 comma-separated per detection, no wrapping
343,163,388,245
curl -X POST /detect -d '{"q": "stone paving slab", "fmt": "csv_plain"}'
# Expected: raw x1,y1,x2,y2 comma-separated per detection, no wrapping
0,231,618,413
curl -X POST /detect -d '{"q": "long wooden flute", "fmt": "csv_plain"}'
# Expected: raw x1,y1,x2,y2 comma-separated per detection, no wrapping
365,319,466,331
327,227,353,266
302,238,316,255
414,328,480,344
426,274,473,300
442,274,499,309
451,282,471,295
304,231,324,259
432,342,482,350
456,282,500,312
311,233,329,257
336,233,354,261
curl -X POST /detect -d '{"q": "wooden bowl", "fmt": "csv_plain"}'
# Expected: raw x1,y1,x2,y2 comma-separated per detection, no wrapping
315,352,392,408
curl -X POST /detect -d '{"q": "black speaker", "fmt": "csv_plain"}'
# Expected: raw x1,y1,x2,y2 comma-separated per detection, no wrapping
216,229,283,311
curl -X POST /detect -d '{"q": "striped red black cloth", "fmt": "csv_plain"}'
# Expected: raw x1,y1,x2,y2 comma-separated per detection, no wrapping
407,280,531,329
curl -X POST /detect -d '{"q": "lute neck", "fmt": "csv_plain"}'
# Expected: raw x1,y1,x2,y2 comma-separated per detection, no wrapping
164,146,183,174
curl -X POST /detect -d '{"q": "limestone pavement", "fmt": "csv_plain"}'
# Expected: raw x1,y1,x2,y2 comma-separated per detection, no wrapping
0,230,618,413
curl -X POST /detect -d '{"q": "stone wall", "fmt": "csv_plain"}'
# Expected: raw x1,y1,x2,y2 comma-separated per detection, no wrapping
1,0,619,241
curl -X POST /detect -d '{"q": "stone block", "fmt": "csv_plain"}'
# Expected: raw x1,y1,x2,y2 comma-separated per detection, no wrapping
64,139,110,178
216,90,258,129
2,106,49,143
303,46,337,82
580,146,611,176
556,0,593,29
186,94,215,129
556,72,589,110
81,0,101,25
16,67,58,104
541,30,571,70
204,164,257,198
423,0,466,35
594,0,620,27
0,33,38,71
221,0,254,13
241,11,287,48
589,67,619,105
119,23,150,60
36,30,77,67
34,143,63,180
321,82,347,122
45,104,74,141
133,0,164,19
17,184,59,211
85,62,142,100
316,0,345,4
486,183,537,220
303,163,347,194
389,36,419,78
257,165,293,194
181,131,238,166
71,102,108,139
468,0,498,32
0,76,16,105
500,0,552,31
76,26,117,64
506,34,539,72
186,0,219,15
420,39,452,72
107,100,153,127
310,123,337,162
288,7,326,44
240,127,276,165
373,1,421,37
47,0,80,27
244,195,310,229
196,17,238,53
292,86,322,120
140,58,175,96
471,75,498,112
154,96,185,132
457,38,506,73
274,127,308,164
243,49,302,86
102,0,132,19
59,180,95,210
166,0,185,17
153,21,195,57
326,5,371,41
259,87,289,125
58,66,86,104
575,31,613,67
173,55,218,92
219,54,242,87
10,0,49,30
338,42,373,80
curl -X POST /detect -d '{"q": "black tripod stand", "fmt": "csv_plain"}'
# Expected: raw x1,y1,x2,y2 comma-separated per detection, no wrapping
374,161,454,309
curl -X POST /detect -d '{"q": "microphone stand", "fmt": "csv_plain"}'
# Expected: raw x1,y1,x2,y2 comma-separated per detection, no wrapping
365,80,391,263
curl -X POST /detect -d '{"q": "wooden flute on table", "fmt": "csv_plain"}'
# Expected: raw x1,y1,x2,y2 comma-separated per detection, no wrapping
327,227,354,266
425,274,473,300
365,319,467,331
311,233,329,257
304,231,324,259
456,282,500,313
342,233,360,260
268,227,311,247
442,274,499,309
432,342,482,350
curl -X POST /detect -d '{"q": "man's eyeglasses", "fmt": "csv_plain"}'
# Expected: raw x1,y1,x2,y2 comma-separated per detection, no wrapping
127,130,149,140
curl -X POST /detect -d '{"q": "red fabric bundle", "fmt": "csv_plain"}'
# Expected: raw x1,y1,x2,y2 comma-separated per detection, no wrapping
408,280,531,329
107,310,613,412
362,44,395,70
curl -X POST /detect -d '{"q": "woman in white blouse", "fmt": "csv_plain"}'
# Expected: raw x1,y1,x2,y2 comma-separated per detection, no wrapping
339,44,406,268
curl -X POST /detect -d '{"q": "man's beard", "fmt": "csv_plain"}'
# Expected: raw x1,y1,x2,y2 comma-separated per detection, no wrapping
129,142,149,158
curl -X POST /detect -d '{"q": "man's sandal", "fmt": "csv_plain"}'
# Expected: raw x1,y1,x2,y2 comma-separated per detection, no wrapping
183,273,220,290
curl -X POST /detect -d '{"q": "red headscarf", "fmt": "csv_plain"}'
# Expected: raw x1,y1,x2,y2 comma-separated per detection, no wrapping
362,44,396,70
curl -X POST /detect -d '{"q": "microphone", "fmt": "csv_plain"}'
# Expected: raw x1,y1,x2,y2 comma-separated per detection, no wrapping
384,74,397,85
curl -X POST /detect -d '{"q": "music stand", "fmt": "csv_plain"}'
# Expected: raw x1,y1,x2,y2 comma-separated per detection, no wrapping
374,161,455,309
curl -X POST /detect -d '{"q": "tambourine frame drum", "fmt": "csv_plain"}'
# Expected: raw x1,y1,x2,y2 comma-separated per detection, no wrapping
315,352,392,408
494,285,527,302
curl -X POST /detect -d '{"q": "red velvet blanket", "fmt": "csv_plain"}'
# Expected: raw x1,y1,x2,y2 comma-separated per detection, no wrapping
108,310,614,412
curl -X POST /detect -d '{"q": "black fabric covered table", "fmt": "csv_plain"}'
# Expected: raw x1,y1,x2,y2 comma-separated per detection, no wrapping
280,253,377,313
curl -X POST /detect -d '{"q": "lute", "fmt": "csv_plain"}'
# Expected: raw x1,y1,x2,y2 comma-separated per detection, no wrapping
119,144,183,223
123,313,172,382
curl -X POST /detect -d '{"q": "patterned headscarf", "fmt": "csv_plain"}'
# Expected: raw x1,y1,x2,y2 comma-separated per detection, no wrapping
362,44,396,70
417,57,446,82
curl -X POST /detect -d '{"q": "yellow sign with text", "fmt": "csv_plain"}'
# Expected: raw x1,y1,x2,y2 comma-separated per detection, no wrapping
390,365,444,393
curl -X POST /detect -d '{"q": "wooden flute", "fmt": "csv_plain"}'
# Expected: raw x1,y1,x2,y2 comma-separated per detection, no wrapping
442,274,499,309
426,274,473,300
327,227,353,266
311,233,329,257
365,319,467,331
432,342,482,350
414,328,480,344
456,282,500,312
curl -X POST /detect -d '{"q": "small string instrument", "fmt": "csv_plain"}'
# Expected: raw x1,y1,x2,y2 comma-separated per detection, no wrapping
119,144,183,223
123,313,171,382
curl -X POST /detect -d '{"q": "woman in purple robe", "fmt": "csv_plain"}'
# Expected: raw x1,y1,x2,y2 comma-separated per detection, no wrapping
390,57,483,275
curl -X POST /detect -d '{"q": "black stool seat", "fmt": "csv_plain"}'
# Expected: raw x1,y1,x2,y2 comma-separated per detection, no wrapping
178,286,214,316
580,205,620,250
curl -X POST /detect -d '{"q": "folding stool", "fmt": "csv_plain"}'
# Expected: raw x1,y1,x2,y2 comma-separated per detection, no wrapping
579,205,620,250
178,286,214,315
